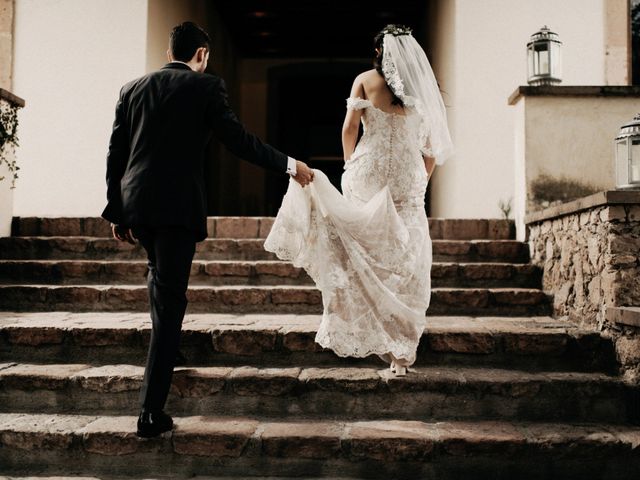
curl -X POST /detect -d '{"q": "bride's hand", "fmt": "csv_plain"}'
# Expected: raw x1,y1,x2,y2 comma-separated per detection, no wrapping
293,160,314,187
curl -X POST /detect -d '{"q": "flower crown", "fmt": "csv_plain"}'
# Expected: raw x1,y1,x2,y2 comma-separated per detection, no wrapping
382,24,413,37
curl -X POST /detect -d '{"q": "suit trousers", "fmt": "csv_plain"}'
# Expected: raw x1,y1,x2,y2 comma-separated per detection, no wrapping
131,225,197,412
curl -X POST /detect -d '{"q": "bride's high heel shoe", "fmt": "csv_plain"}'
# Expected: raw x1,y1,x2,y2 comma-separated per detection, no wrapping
389,357,408,377
393,364,407,376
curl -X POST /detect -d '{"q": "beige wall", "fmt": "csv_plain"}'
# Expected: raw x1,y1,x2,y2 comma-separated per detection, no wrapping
147,0,207,72
512,93,640,240
12,0,148,217
426,0,458,219
0,0,14,90
429,0,618,220
605,0,631,85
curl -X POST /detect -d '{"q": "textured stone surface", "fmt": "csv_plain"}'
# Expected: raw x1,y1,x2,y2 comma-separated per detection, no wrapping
261,422,342,458
299,367,381,392
528,200,640,380
227,367,300,396
80,416,142,455
0,414,638,477
172,416,258,457
346,420,435,461
0,362,630,423
0,413,97,451
214,217,260,238
72,365,144,393
0,312,616,372
435,420,525,455
170,367,231,397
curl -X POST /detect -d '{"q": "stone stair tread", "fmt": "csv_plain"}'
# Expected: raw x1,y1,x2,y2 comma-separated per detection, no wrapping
0,412,638,458
0,311,574,333
2,236,524,243
0,477,355,480
0,312,613,373
0,284,547,292
10,216,515,241
0,259,532,266
0,362,625,392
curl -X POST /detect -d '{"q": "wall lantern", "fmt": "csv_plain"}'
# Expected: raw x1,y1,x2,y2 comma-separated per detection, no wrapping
615,113,640,189
527,26,562,86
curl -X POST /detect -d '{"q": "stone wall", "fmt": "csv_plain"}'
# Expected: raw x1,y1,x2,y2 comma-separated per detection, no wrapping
526,190,640,382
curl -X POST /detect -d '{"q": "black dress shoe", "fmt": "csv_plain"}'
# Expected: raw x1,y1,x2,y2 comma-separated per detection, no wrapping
136,410,173,438
175,350,187,366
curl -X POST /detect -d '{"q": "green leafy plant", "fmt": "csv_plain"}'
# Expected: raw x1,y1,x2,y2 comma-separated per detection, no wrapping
498,197,512,219
0,100,20,188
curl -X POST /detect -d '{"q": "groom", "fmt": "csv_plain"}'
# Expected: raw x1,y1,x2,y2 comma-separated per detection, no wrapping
101,21,314,438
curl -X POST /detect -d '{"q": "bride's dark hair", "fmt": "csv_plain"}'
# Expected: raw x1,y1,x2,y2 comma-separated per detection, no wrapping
373,24,412,107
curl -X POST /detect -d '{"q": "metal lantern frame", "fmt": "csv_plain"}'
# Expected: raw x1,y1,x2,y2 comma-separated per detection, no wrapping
615,113,640,190
527,25,562,86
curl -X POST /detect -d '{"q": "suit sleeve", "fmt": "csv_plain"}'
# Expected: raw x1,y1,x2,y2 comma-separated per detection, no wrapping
101,86,129,225
207,76,288,173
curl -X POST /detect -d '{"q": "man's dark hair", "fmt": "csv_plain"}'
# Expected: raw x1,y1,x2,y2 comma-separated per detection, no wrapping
169,22,211,62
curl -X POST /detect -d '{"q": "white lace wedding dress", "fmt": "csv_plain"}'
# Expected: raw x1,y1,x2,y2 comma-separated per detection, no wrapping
264,96,432,366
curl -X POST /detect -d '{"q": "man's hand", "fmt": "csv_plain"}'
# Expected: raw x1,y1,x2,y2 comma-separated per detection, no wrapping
293,160,314,187
111,224,137,245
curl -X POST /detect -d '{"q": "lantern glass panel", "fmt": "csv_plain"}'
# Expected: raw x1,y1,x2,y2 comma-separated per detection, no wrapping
535,43,550,75
631,138,640,183
528,47,534,78
550,42,561,78
616,139,628,186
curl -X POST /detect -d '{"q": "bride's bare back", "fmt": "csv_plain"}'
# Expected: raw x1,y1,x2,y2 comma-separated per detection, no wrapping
354,69,407,115
342,69,436,176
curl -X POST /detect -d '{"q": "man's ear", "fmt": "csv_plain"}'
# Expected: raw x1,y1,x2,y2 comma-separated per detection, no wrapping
198,47,207,62
166,49,172,62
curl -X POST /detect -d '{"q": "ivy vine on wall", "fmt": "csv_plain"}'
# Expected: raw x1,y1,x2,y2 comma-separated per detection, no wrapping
0,100,20,189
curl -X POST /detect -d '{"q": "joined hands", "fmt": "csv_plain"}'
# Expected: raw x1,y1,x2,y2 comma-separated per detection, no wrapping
292,160,314,187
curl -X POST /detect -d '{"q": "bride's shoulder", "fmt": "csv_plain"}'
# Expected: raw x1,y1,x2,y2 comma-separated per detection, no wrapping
358,69,378,81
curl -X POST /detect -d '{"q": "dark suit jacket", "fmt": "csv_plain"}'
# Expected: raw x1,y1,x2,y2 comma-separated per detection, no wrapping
101,62,288,242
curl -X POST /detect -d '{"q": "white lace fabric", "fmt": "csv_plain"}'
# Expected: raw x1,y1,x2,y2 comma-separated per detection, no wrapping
264,97,432,366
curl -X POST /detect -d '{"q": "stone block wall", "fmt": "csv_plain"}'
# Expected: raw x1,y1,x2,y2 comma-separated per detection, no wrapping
526,190,640,382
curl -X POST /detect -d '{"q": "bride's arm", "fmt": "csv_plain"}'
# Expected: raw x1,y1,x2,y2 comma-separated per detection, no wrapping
342,77,365,161
424,154,436,178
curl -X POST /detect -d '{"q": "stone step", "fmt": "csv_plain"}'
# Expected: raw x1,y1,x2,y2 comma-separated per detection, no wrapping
0,313,615,372
0,285,552,316
11,216,515,240
0,363,634,424
0,260,543,288
0,413,638,479
0,237,531,263
0,477,349,480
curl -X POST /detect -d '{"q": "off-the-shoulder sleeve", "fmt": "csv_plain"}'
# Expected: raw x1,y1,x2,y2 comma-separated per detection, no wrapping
346,97,372,111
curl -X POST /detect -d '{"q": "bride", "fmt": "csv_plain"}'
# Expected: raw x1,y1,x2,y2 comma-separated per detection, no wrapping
265,24,453,377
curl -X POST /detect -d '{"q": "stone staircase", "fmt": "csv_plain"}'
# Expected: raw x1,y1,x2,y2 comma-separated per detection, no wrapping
0,216,638,479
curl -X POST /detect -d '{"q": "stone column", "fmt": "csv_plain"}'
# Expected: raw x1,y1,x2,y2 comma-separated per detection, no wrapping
0,0,14,90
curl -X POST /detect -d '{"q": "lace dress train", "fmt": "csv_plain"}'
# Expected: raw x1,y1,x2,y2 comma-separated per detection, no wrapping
264,97,432,366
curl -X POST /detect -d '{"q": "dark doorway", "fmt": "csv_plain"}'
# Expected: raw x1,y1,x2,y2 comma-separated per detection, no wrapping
633,0,640,85
264,62,370,215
